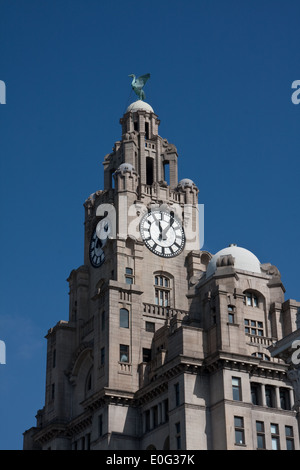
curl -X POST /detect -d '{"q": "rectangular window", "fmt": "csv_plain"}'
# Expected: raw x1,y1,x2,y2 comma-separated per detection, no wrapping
265,386,274,408
228,312,234,324
271,423,280,450
125,267,134,285
153,405,158,428
101,311,105,331
280,388,291,410
120,344,129,363
86,433,91,450
100,347,105,366
145,321,155,332
175,422,181,449
163,399,169,422
232,377,242,401
256,421,265,449
285,426,294,450
120,308,129,328
174,382,180,407
251,383,260,405
142,348,151,363
234,416,245,445
51,383,55,401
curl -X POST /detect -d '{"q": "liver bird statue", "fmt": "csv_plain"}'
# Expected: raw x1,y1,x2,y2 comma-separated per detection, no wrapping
128,73,150,100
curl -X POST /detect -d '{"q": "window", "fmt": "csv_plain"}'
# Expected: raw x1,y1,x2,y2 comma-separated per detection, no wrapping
228,305,235,323
285,426,294,450
251,383,260,405
51,383,55,401
265,386,274,408
245,292,259,307
175,422,181,450
145,122,150,140
153,405,158,428
271,423,280,450
146,157,154,185
232,377,242,401
234,416,245,445
86,433,91,450
100,347,105,366
280,388,291,410
120,344,129,363
101,311,105,331
120,308,129,328
256,421,265,449
154,275,170,306
244,319,263,336
125,267,134,285
145,321,155,332
142,348,151,363
174,382,180,407
163,399,169,422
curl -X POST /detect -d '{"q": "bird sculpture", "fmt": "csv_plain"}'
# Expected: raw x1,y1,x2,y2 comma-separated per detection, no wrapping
128,73,150,100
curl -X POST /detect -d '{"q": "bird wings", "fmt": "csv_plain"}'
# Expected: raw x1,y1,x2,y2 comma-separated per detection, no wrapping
134,73,150,89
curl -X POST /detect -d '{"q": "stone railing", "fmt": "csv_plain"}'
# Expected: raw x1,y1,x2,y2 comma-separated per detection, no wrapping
143,303,189,320
245,333,275,347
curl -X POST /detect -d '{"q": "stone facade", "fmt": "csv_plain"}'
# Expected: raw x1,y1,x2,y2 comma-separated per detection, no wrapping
23,101,300,450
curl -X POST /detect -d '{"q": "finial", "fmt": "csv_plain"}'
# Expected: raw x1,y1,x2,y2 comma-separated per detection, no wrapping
128,73,150,101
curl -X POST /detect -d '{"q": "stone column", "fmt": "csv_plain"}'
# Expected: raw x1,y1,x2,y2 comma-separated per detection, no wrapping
275,386,281,409
261,383,266,406
287,368,300,411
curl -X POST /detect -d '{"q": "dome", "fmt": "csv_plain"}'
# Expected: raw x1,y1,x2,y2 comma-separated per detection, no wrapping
126,100,154,113
114,162,137,175
177,178,196,189
206,244,261,278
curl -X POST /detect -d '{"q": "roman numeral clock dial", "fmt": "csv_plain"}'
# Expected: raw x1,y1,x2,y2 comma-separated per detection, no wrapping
140,210,185,257
89,219,111,268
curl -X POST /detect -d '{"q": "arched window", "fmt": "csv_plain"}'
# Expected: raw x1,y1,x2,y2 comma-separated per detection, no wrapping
120,308,129,328
154,275,171,306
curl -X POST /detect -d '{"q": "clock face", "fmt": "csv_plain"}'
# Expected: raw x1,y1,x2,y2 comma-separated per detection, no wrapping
140,210,185,258
89,228,106,268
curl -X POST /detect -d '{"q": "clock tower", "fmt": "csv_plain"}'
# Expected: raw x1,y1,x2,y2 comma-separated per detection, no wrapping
23,98,206,450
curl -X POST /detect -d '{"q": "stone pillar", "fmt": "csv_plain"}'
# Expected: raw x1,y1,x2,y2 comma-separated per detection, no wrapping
287,369,300,411
289,388,295,409
261,383,266,406
275,386,281,409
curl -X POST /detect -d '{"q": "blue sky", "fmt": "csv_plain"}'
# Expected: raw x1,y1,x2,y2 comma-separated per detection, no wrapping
0,0,299,449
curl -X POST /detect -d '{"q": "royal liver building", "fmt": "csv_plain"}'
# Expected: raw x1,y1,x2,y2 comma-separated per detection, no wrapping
24,95,300,450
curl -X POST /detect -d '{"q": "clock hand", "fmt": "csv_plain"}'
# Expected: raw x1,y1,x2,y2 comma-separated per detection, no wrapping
160,217,175,240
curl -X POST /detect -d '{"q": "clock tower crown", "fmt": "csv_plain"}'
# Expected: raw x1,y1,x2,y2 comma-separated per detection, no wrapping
103,100,179,192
